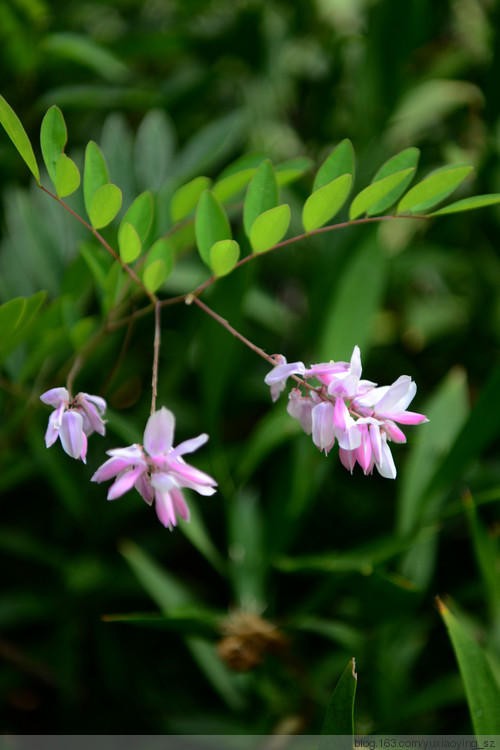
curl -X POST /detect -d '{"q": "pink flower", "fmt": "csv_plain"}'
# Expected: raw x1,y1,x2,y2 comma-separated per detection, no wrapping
264,356,306,402
40,387,107,462
91,407,217,530
265,346,428,479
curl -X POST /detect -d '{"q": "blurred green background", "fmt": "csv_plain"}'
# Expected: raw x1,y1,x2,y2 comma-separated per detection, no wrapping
1,0,500,735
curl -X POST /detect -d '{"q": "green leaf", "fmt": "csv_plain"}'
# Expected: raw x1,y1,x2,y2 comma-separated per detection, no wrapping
243,159,279,237
143,259,166,294
83,140,110,216
275,525,437,574
397,367,469,537
314,139,355,191
40,32,129,83
428,360,500,496
430,194,500,216
0,298,26,337
88,183,122,229
55,153,80,198
437,597,500,734
366,147,420,215
302,174,352,232
121,192,154,245
0,95,40,183
209,239,240,277
195,190,232,266
349,168,415,220
144,238,173,284
275,156,314,186
118,222,142,263
134,109,175,191
397,165,473,215
250,204,291,253
212,168,256,203
170,176,211,223
317,234,387,361
0,291,46,362
463,493,500,626
320,658,357,738
40,105,67,186
228,489,267,611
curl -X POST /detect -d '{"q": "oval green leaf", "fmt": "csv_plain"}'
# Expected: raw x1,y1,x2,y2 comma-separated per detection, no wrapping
430,194,500,216
40,105,67,187
118,222,142,263
349,168,415,220
397,165,473,215
209,239,240,277
146,237,173,280
0,95,40,183
302,173,352,232
84,140,110,216
437,597,500,734
89,183,122,229
366,147,420,216
143,259,167,294
243,159,279,237
212,168,256,203
171,176,211,222
55,153,80,198
195,189,232,266
121,192,154,245
250,204,291,253
314,139,354,191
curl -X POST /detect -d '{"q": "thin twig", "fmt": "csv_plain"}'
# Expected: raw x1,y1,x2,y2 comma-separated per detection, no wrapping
151,301,162,415
38,184,157,303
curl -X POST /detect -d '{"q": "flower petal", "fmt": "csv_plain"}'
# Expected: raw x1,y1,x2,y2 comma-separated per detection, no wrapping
169,433,209,459
108,465,146,500
154,489,177,529
311,401,335,453
171,486,190,522
59,411,84,459
44,410,61,447
144,407,175,456
40,387,69,407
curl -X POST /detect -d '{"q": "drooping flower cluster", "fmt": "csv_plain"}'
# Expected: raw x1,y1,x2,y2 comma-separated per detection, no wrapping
91,407,217,529
40,387,107,463
264,346,428,479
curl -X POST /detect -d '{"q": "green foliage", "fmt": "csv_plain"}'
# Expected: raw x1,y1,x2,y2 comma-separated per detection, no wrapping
1,1,500,736
0,95,40,183
302,174,352,231
249,204,290,253
243,159,279,236
320,658,357,737
438,598,500,734
195,189,232,266
209,239,240,277
349,169,415,219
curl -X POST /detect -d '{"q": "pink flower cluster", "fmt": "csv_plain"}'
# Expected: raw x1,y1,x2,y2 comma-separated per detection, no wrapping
40,387,107,463
265,346,428,479
91,407,217,530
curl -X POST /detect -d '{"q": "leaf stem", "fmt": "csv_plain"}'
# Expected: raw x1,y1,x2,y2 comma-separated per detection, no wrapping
186,294,278,366
151,301,162,415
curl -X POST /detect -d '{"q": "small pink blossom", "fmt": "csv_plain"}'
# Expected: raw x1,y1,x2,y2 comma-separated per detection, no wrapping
40,387,107,463
265,346,428,479
264,356,306,402
91,407,217,530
